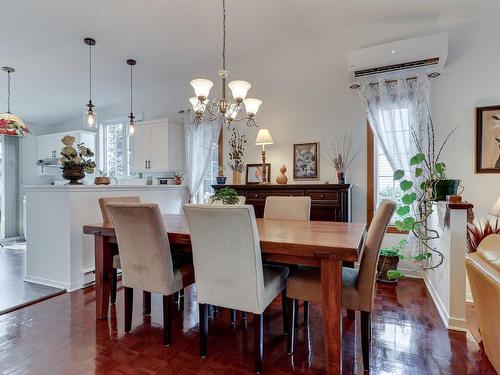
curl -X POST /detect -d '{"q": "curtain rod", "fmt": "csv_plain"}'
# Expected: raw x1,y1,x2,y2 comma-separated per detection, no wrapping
349,72,440,90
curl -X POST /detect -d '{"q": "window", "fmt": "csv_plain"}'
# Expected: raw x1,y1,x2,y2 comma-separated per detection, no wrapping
199,132,223,203
100,120,134,177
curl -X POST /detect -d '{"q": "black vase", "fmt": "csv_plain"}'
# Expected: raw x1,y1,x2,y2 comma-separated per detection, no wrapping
337,172,345,184
216,176,226,185
434,179,460,201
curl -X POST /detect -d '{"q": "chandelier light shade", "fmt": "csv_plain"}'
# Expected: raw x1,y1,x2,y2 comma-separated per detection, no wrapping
0,67,30,137
127,59,137,136
188,0,262,127
84,38,97,129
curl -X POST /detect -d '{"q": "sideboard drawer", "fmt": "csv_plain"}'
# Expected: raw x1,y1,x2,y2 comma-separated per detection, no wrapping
246,190,304,201
307,190,339,202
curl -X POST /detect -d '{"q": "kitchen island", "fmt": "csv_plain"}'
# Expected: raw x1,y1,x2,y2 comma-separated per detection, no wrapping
24,184,189,291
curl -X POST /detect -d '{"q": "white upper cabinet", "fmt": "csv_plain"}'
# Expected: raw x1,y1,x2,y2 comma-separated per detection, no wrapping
130,118,184,173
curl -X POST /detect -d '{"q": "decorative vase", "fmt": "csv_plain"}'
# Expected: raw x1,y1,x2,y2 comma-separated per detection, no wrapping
62,165,85,185
216,176,226,185
175,176,182,185
434,179,461,201
276,165,288,184
94,176,111,185
233,171,242,185
377,255,400,283
337,171,345,184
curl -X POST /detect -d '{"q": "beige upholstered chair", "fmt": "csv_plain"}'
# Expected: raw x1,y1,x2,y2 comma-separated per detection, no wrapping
98,196,141,305
183,204,289,373
465,234,500,373
263,196,311,221
107,203,195,346
208,196,246,205
285,199,396,369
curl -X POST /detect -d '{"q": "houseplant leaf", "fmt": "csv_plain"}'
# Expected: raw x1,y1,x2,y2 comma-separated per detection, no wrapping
393,169,405,180
400,180,413,191
396,205,410,216
387,270,405,280
415,167,423,177
401,192,417,205
410,153,425,166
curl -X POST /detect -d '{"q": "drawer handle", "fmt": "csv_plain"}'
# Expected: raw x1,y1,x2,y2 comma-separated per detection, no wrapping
254,194,259,198
321,194,325,198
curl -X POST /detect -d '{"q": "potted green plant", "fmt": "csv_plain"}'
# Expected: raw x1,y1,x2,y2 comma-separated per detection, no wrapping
59,135,96,185
216,166,227,185
210,187,239,205
377,240,407,283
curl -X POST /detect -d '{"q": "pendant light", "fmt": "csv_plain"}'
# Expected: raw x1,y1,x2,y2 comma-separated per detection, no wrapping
127,59,136,136
84,38,97,129
0,67,30,136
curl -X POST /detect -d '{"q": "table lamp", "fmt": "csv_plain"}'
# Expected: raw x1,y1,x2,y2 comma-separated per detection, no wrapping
255,129,273,184
489,196,500,217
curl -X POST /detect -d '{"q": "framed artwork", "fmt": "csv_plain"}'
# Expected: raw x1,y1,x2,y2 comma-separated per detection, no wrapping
246,163,271,184
476,106,500,173
293,142,319,180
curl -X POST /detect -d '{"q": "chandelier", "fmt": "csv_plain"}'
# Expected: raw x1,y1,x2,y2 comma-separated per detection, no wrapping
188,0,262,127
0,67,30,136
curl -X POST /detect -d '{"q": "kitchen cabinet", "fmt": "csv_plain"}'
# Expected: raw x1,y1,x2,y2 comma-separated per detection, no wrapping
130,119,184,172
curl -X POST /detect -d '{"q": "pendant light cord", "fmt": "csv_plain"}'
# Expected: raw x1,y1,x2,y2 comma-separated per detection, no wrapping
222,0,226,71
89,44,92,101
7,71,11,113
130,64,133,114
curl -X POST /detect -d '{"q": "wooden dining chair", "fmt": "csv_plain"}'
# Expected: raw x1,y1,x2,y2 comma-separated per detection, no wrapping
98,196,141,305
183,204,289,374
285,199,396,370
107,203,195,346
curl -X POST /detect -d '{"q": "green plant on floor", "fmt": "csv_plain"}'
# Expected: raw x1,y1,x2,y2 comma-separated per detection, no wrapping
380,239,407,259
210,187,239,205
389,113,457,280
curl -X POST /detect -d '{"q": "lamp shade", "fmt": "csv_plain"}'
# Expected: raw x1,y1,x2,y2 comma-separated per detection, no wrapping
84,110,97,129
243,98,262,116
255,128,273,145
228,80,251,100
489,196,500,216
0,112,30,136
190,79,214,99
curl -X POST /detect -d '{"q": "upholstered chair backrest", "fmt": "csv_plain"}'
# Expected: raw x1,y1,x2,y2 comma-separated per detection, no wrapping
98,196,141,224
183,204,266,314
107,203,176,295
263,196,311,221
356,199,396,311
208,196,246,205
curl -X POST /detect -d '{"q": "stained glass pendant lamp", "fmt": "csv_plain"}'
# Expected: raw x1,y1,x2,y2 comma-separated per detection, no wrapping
84,38,97,129
0,67,30,136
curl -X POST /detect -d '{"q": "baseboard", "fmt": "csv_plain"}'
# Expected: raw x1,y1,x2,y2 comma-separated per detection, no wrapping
24,275,79,292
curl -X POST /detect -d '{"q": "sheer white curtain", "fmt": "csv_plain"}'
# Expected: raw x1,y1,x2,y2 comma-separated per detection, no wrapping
184,112,222,203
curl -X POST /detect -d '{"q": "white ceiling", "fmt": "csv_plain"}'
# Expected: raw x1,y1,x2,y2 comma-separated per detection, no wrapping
1,0,499,128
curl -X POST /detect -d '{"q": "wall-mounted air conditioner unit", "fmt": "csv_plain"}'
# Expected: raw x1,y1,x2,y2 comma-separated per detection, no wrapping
348,33,448,78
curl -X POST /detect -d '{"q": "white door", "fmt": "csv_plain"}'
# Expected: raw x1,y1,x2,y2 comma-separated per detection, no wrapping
149,122,169,171
130,125,150,172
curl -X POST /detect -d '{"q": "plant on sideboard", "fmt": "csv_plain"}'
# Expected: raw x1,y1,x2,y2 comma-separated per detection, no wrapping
59,135,96,185
228,127,247,185
388,114,458,280
210,187,239,205
322,133,361,184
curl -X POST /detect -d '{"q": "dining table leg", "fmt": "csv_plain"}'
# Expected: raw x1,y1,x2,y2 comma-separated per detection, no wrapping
321,256,343,375
95,234,113,319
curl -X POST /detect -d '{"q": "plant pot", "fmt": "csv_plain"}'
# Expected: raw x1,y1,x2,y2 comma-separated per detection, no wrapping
94,176,111,185
62,165,85,185
337,171,345,184
434,179,460,201
377,255,400,283
216,176,226,185
233,171,242,185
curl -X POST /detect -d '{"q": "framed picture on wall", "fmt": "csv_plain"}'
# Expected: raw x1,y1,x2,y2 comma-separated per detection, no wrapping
476,106,500,173
246,163,271,184
293,142,319,180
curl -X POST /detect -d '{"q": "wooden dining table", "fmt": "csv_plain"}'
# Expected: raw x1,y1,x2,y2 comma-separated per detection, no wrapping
83,214,366,375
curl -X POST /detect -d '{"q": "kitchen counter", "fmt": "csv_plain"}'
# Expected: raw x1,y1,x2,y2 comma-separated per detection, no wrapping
24,184,189,291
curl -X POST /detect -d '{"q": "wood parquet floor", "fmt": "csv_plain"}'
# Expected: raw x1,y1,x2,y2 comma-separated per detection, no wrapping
0,278,495,374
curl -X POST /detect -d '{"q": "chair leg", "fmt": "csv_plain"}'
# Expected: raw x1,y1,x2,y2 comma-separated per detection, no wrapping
347,309,355,320
303,301,309,324
124,287,133,333
163,294,173,346
111,268,118,304
242,312,248,320
230,309,237,325
143,291,151,315
254,313,264,374
199,303,208,358
294,300,299,329
287,298,296,355
361,311,371,370
281,289,288,335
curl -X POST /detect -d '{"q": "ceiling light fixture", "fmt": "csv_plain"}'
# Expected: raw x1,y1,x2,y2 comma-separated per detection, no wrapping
127,59,137,136
188,0,261,127
84,37,97,129
0,67,30,136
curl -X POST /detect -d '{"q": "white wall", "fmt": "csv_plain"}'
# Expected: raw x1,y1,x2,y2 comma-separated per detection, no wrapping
27,19,500,223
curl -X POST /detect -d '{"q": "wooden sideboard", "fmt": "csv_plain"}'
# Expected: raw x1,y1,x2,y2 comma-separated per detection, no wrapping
212,184,352,222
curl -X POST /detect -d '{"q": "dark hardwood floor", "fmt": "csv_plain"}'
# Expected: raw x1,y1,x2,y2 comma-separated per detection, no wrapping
0,243,65,315
0,278,495,374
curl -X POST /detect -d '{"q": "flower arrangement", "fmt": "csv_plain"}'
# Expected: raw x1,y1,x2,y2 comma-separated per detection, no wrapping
228,127,247,173
59,135,96,174
322,133,361,183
